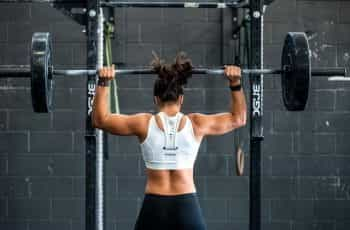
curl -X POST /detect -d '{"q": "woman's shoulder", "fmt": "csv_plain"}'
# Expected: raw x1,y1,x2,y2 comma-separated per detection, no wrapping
127,113,153,129
136,113,153,122
186,113,203,122
185,113,209,131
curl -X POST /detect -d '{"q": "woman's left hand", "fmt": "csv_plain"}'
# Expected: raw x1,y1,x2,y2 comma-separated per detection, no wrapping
98,64,115,81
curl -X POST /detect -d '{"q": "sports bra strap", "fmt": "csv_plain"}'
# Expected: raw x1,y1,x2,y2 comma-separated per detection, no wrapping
158,112,183,150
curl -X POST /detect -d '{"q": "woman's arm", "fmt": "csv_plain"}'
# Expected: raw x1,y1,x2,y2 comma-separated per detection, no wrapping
189,66,247,137
91,65,149,136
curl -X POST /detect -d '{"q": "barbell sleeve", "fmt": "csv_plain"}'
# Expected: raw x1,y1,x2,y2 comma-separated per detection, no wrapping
0,65,31,78
311,67,347,77
328,77,350,81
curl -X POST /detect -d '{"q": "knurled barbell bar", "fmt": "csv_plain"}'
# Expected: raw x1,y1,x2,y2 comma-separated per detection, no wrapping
0,32,347,113
0,65,343,76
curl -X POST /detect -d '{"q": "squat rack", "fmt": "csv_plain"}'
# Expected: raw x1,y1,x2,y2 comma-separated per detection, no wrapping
84,1,265,230
0,1,265,230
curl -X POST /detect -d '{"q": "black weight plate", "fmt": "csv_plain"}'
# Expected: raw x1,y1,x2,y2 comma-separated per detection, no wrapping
281,32,311,111
31,32,53,113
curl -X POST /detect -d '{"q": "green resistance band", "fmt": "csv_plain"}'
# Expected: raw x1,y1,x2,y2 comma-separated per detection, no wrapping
104,21,120,114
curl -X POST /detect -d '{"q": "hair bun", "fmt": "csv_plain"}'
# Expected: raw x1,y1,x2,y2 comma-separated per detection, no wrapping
151,51,173,81
173,52,193,85
151,51,193,85
151,51,163,75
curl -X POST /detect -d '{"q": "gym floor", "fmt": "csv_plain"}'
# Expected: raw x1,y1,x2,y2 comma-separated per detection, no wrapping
0,0,350,230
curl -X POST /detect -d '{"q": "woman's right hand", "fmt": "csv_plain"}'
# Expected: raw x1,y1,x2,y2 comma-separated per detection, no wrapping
224,65,241,85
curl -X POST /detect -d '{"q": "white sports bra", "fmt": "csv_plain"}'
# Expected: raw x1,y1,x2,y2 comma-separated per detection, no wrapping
140,112,201,170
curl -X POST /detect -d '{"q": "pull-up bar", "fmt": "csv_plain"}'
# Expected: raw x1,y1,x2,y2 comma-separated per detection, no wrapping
0,0,250,8
101,1,249,8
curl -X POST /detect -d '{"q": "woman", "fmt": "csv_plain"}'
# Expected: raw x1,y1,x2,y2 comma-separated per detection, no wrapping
92,52,247,230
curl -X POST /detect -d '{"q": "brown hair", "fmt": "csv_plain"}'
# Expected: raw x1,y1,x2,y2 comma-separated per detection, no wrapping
152,52,193,103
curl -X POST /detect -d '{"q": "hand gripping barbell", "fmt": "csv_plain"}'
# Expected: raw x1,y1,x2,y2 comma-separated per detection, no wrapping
0,32,346,113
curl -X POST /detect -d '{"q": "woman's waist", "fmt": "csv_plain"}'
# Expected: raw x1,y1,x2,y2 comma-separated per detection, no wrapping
144,192,198,200
145,177,196,195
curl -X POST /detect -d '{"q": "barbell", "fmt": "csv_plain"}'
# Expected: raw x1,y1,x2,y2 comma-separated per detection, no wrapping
0,32,347,113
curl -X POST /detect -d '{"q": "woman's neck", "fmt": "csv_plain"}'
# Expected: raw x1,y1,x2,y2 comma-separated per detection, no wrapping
159,104,180,116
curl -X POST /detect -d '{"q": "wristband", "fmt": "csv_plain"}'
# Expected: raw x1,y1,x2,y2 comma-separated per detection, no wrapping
97,78,110,87
229,84,242,91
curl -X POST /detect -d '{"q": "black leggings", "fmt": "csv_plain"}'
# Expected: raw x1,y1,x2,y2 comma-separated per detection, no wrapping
134,193,207,230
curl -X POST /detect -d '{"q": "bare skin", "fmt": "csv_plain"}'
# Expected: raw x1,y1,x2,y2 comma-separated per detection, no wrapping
92,64,247,195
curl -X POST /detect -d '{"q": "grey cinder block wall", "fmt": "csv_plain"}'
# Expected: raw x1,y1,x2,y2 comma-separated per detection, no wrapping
0,0,350,230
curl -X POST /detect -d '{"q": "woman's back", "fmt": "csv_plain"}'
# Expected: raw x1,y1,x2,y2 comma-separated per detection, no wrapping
140,112,201,195
140,112,201,170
